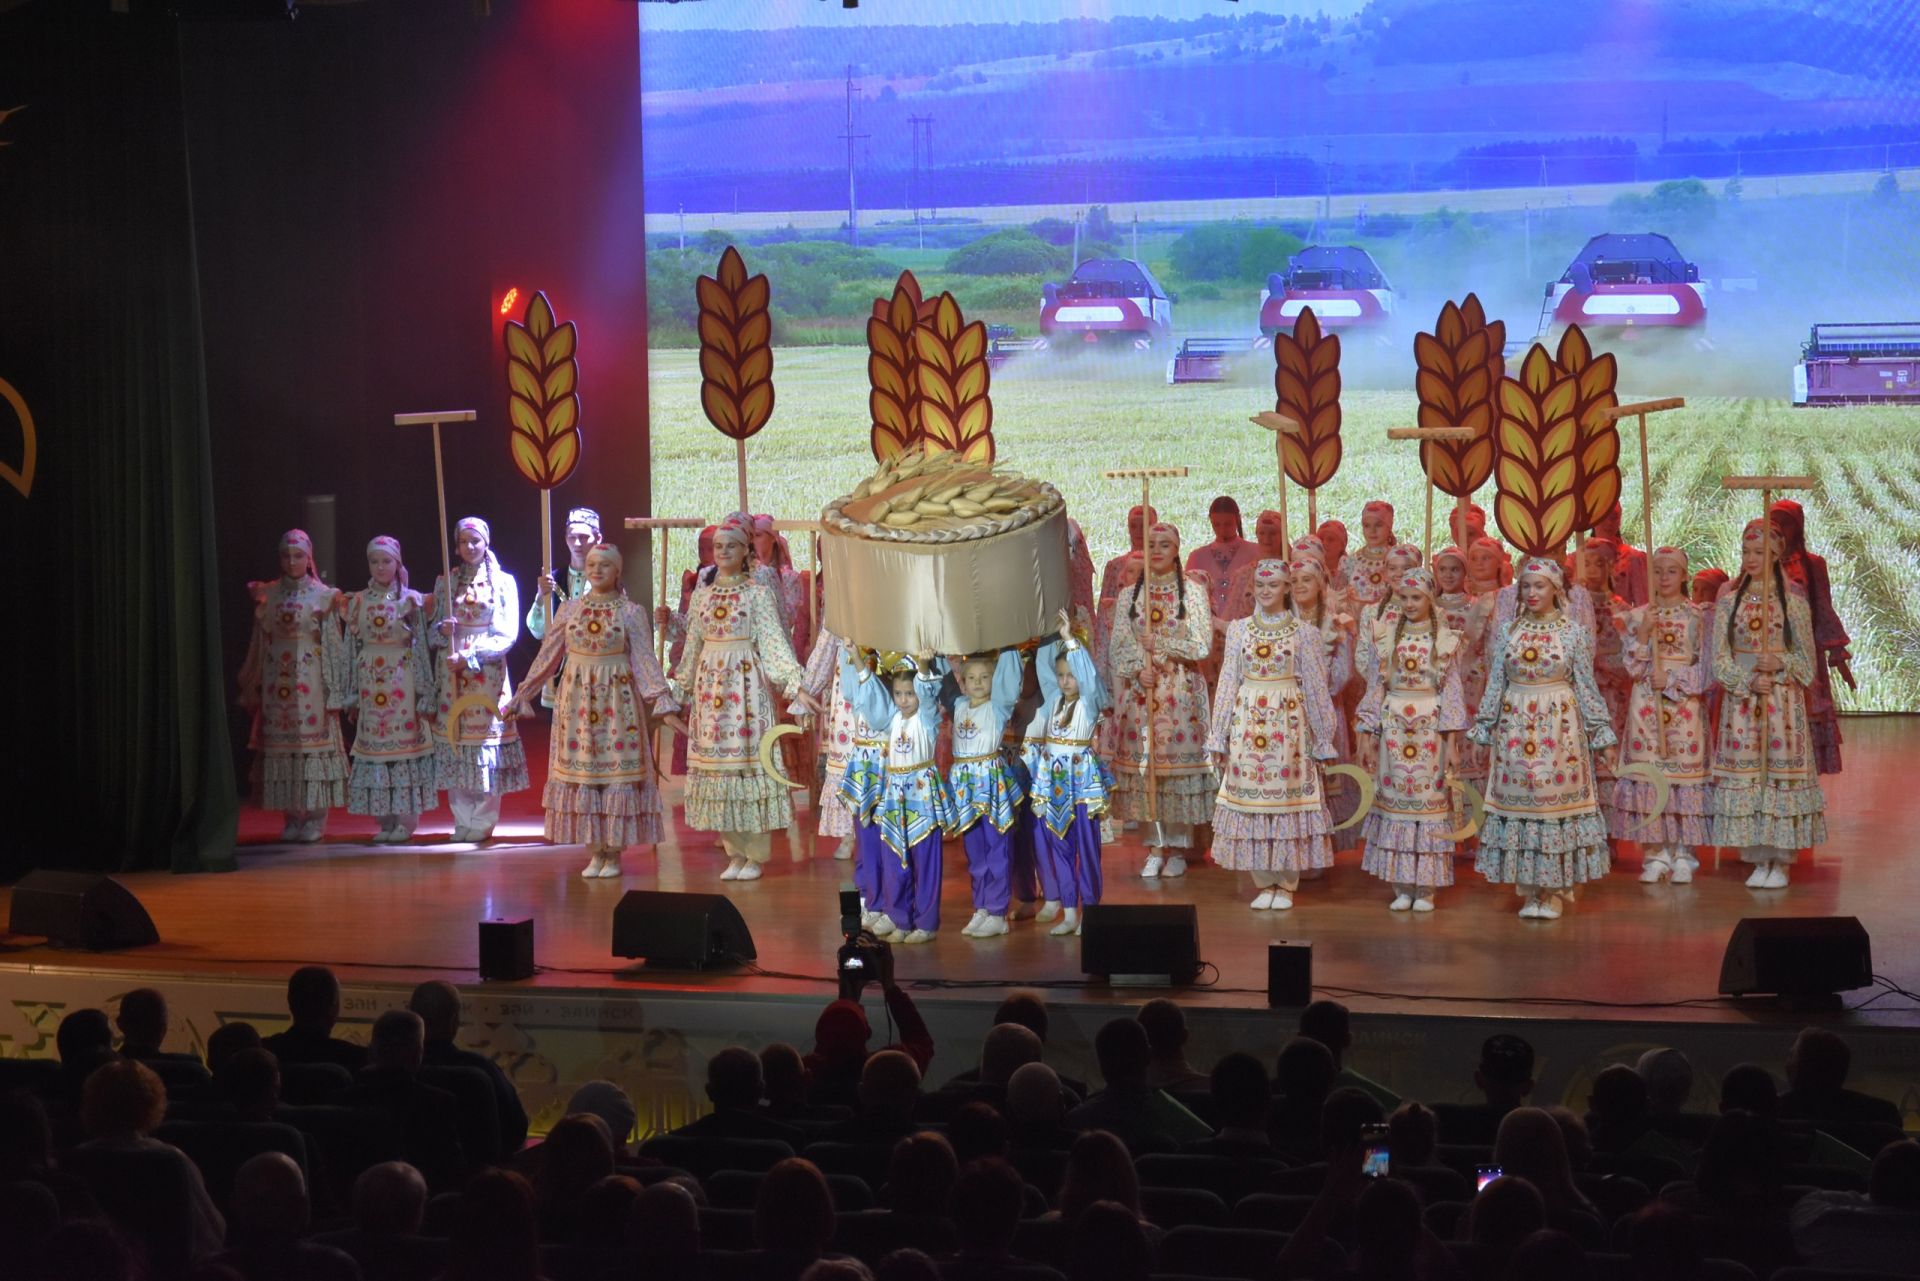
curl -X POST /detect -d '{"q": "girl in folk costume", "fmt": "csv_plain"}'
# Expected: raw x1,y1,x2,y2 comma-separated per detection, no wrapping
504,544,680,878
1343,501,1399,611
1357,569,1470,911
1711,520,1827,889
1576,538,1632,830
1317,519,1353,596
239,529,350,842
1107,522,1217,878
796,628,880,865
1188,495,1262,685
428,517,530,842
1617,547,1714,883
1435,545,1492,810
668,515,814,880
331,536,437,844
1023,611,1114,937
527,507,603,641
1770,500,1850,775
1289,548,1362,832
840,652,956,943
1224,510,1289,623
1464,536,1506,598
660,525,716,778
942,649,1027,939
1692,565,1731,757
1469,558,1618,919
1352,543,1425,691
1206,560,1339,910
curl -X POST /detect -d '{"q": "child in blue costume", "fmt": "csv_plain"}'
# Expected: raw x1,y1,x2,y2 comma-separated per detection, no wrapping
941,649,1027,939
1022,611,1114,937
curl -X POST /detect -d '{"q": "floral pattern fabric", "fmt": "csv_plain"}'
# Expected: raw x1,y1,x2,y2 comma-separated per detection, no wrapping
1613,601,1714,844
333,587,437,816
1206,615,1337,873
244,576,350,811
1106,574,1217,826
1710,586,1827,850
1357,620,1469,886
428,562,530,796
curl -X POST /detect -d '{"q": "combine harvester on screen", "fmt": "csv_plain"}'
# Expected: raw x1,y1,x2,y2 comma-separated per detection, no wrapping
1038,258,1172,353
1793,322,1920,406
1168,244,1396,385
1537,233,1709,349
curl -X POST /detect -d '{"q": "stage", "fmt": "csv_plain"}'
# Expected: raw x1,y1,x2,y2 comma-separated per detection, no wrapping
3,718,1917,1136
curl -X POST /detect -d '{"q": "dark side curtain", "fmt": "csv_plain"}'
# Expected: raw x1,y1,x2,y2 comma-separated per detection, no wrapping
0,7,237,875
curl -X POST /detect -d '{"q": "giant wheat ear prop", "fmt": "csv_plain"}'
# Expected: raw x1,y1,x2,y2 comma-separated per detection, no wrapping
1493,344,1585,557
1272,306,1343,532
696,246,775,510
504,289,583,632
1552,325,1622,534
867,273,928,464
913,292,996,464
1414,295,1504,522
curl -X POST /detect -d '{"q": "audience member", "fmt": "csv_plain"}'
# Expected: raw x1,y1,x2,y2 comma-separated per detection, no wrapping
1542,1105,1592,1173
1788,1137,1920,1273
1660,1108,1798,1277
76,1058,227,1265
1781,1025,1903,1130
1623,1202,1704,1281
1183,1051,1274,1157
1066,1019,1209,1152
342,1010,464,1191
1057,1129,1159,1244
0,1088,96,1218
800,1261,873,1281
574,1174,641,1249
804,948,933,1110
1585,1063,1689,1169
564,1080,637,1160
1345,1176,1427,1281
1005,1062,1078,1152
1387,1100,1438,1170
761,1043,815,1122
675,1046,804,1144
884,1131,959,1211
1135,999,1207,1092
54,1009,118,1104
1634,1047,1695,1117
948,1158,1027,1274
947,1101,1011,1165
627,1178,700,1266
1067,1200,1151,1281
210,1151,358,1281
1503,1227,1590,1281
262,967,366,1074
440,1168,542,1281
36,1220,145,1281
1299,1000,1399,1109
311,1161,438,1281
753,1157,839,1269
826,1050,925,1145
219,1048,283,1123
1491,1107,1597,1220
930,1021,1046,1119
1719,1060,1871,1175
408,981,530,1157
944,992,1089,1098
874,1246,941,1281
534,1114,615,1244
1442,1034,1535,1145
206,1023,265,1079
115,987,206,1069
1269,1036,1338,1160
1468,1175,1547,1258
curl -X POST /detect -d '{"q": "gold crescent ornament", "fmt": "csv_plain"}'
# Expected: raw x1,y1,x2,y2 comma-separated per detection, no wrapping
1615,760,1672,838
757,723,807,790
1325,763,1376,832
442,692,503,744
1442,777,1486,843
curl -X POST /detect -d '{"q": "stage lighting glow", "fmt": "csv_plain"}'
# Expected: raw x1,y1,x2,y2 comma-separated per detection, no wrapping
499,286,519,316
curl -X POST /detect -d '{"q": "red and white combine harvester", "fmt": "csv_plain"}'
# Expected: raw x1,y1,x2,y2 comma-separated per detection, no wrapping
1258,245,1396,337
1538,233,1708,348
1793,322,1920,406
1039,258,1172,352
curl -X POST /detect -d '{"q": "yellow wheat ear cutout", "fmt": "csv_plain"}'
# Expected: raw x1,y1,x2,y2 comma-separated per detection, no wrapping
1324,763,1376,831
1442,777,1486,843
758,723,807,789
1615,761,1671,838
441,693,502,745
0,377,36,498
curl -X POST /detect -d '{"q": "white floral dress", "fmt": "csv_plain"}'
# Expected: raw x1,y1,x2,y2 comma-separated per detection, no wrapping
427,561,530,797
1357,620,1469,888
243,576,350,811
332,586,437,816
1710,586,1827,852
1613,601,1713,845
1106,573,1217,827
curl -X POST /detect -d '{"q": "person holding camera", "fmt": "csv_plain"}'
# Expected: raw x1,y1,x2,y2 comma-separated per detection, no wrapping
811,934,935,1111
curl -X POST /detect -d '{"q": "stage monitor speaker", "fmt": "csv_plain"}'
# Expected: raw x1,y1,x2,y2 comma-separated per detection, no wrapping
479,918,534,981
1080,904,1199,984
612,891,756,970
1719,916,1871,998
8,871,159,951
1268,941,1313,1008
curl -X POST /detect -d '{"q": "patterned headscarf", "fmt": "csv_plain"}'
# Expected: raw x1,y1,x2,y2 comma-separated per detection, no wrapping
456,515,491,544
1389,542,1424,569
565,507,603,538
1396,567,1439,608
279,528,323,584
714,512,754,551
1290,533,1328,568
1253,558,1292,582
586,542,624,577
1518,556,1566,588
366,535,408,591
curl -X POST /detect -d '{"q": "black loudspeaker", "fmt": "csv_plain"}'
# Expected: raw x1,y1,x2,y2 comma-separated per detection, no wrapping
611,891,756,970
478,918,534,981
8,871,159,950
1080,904,1199,984
1268,941,1314,1008
1719,916,1872,997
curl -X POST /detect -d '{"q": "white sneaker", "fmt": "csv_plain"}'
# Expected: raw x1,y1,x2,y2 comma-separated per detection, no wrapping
1537,895,1564,920
1252,889,1275,910
734,861,762,881
720,858,742,881
861,909,880,929
581,854,607,878
833,836,855,861
1141,854,1165,878
973,915,1010,937
902,929,936,944
1670,861,1695,885
962,909,988,937
1519,898,1542,918
870,913,898,938
1640,861,1669,884
1412,895,1436,913
1048,907,1081,937
594,856,623,878
1745,864,1770,888
1389,894,1412,912
1035,899,1062,923
1766,862,1790,889
1269,891,1294,910
1162,855,1187,878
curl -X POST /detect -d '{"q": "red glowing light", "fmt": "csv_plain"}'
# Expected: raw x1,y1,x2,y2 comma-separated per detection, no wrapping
499,287,519,316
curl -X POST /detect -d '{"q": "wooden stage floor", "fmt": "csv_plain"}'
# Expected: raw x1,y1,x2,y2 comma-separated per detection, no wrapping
4,718,1918,1028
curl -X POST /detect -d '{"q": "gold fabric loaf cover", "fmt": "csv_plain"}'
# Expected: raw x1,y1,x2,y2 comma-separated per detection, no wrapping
820,447,1070,654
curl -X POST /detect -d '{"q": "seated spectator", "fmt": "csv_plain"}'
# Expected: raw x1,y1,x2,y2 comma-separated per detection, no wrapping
1388,1100,1439,1169
675,1046,804,1144
114,988,208,1079
1135,999,1207,1093
53,1009,118,1105
943,992,1089,1099
801,1262,873,1281
825,1050,925,1145
1468,1175,1546,1257
1659,1108,1798,1278
206,1023,265,1080
564,1080,637,1161
1299,1000,1399,1110
76,1058,226,1266
875,1247,940,1281
1720,1061,1871,1176
1346,1176,1426,1280
948,1101,1011,1165
1541,1105,1592,1173
1056,1131,1157,1242
409,981,529,1158
762,1043,818,1122
805,951,933,1111
1269,1037,1337,1161
35,1220,144,1281
574,1174,641,1249
1502,1227,1589,1281
343,1010,464,1192
311,1161,439,1281
1623,1201,1704,1281
1781,1025,1903,1131
948,1158,1028,1275
1006,1063,1079,1152
534,1114,615,1244
209,1151,357,1281
262,967,367,1075
1066,1019,1209,1152
1492,1107,1598,1220
1183,1051,1274,1157
1635,1047,1695,1117
218,1048,284,1123
1788,1137,1920,1273
1275,1119,1444,1278
931,1024,1045,1119
0,1087,96,1218
627,1178,700,1268
884,1131,959,1212
1585,1064,1690,1169
1437,1034,1534,1145
440,1168,542,1281
1068,1200,1151,1281
754,1157,839,1273
0,1180,59,1268
1268,1087,1387,1197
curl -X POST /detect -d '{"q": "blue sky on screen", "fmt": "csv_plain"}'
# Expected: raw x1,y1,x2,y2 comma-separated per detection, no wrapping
640,0,1368,32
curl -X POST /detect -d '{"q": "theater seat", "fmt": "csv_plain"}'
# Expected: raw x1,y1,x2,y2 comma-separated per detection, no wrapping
639,1135,794,1181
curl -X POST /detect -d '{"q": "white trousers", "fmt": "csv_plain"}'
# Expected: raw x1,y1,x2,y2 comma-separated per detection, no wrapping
449,790,501,836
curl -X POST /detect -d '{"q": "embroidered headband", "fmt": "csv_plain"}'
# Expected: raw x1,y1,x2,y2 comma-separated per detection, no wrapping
1433,545,1466,568
1397,568,1437,595
456,516,491,543
1289,557,1326,581
1253,558,1292,583
586,542,624,571
280,528,314,554
1363,500,1394,520
1290,533,1327,561
1652,544,1688,566
1519,557,1565,586
366,535,402,560
1148,521,1180,542
1389,542,1424,566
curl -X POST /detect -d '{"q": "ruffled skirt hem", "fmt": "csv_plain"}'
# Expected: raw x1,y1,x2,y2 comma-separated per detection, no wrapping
433,741,530,796
1710,778,1827,849
685,771,794,833
262,749,350,812
1359,812,1460,855
1610,778,1712,843
347,754,438,816
1109,770,1216,826
1360,847,1455,887
816,790,856,838
1474,811,1611,887
542,780,664,847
